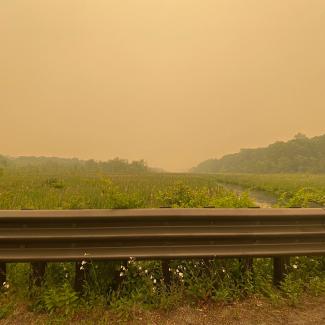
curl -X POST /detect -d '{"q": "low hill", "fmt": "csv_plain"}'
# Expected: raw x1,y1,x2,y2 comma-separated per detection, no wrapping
191,133,325,174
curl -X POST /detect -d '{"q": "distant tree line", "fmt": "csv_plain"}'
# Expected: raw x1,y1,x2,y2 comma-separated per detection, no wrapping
191,133,325,174
0,155,153,174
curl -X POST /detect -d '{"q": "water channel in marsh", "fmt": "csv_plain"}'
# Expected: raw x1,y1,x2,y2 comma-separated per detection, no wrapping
218,182,278,208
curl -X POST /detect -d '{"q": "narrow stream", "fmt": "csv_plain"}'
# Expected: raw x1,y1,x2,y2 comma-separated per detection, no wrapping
217,183,278,208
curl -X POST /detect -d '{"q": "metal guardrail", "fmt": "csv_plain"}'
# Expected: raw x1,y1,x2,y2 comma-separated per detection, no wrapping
1,208,325,260
0,208,325,289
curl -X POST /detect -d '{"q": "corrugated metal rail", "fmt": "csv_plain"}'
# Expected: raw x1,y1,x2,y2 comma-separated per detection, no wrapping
1,208,325,261
0,208,325,289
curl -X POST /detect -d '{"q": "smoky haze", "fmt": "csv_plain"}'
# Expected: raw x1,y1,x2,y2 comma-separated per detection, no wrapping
1,1,325,171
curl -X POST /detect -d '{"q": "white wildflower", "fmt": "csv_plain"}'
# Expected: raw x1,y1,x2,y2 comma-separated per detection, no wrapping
292,264,298,269
81,260,87,266
2,282,9,289
120,272,124,277
80,266,84,270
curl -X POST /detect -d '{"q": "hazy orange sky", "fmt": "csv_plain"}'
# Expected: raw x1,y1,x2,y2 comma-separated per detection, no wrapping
1,1,324,171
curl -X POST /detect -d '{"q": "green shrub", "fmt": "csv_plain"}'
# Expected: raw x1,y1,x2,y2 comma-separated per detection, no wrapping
40,283,79,314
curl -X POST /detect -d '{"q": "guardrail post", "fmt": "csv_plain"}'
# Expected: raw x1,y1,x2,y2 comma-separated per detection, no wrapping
75,261,88,293
203,258,212,269
112,260,128,291
239,257,253,275
273,256,290,287
238,258,254,293
162,260,171,289
31,262,47,287
0,262,6,285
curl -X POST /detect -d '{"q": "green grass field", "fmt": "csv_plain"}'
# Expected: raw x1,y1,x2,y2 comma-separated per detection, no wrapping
0,171,254,209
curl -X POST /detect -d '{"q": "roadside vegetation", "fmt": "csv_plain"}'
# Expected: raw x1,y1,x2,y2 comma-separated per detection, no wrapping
0,168,325,323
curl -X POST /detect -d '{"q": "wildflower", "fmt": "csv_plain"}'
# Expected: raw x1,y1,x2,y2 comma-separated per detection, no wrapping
84,252,90,256
153,279,157,284
81,260,87,266
292,264,298,269
80,266,84,270
138,266,142,271
120,265,126,271
145,269,148,274
65,273,69,278
178,272,184,278
222,267,226,273
120,272,124,277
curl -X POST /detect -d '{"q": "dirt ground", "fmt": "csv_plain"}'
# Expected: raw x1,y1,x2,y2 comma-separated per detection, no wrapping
147,296,325,325
2,295,325,324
